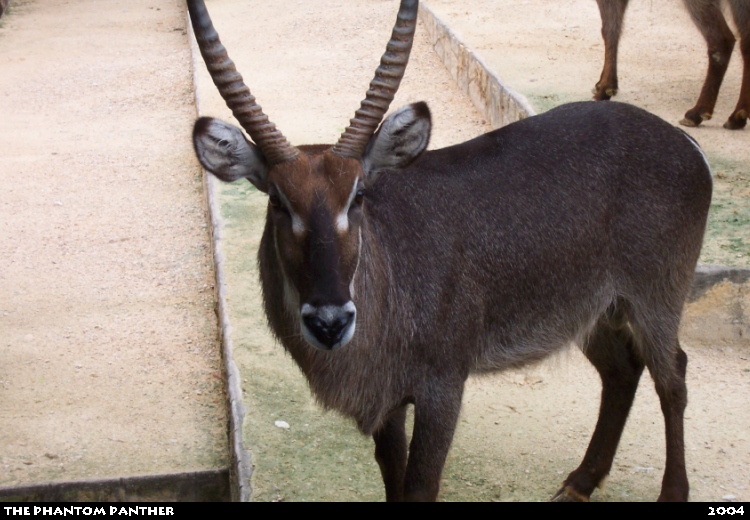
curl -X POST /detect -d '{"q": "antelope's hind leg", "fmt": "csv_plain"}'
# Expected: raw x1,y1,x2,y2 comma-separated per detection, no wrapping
724,0,750,129
553,309,644,502
681,0,737,127
629,312,690,501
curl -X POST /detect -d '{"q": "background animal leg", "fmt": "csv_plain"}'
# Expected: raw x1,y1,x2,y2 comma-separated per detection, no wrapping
553,314,643,502
373,406,408,502
594,0,629,100
681,0,736,127
403,383,464,502
724,0,750,129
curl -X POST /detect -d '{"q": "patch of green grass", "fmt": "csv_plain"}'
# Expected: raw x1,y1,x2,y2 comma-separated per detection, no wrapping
0,0,36,29
238,349,384,502
526,88,590,115
698,155,750,267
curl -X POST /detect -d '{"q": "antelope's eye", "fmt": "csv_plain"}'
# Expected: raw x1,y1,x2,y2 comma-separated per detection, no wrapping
269,194,281,208
353,189,364,205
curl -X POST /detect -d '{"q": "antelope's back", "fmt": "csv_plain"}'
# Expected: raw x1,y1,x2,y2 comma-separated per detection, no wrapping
365,101,712,362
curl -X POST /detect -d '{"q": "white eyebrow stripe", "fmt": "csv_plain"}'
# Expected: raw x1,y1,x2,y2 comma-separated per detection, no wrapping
349,227,362,298
276,186,306,236
336,179,360,233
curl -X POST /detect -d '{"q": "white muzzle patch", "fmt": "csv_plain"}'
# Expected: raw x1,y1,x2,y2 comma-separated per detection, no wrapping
300,301,357,351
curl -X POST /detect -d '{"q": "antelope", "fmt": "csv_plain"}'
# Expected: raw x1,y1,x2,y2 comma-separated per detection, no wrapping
188,0,712,501
594,0,750,129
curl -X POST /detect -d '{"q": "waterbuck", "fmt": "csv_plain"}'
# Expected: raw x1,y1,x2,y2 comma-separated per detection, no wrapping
594,0,750,129
188,0,712,501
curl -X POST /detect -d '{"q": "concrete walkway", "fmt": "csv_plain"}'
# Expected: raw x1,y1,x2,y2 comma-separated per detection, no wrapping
0,0,227,489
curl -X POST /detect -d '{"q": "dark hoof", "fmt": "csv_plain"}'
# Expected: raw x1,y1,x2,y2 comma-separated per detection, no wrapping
657,489,689,502
724,110,747,130
681,109,705,128
592,88,617,101
551,485,589,502
679,117,702,128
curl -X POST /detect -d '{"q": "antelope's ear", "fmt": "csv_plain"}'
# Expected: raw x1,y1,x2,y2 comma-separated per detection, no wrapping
362,102,431,187
192,117,269,193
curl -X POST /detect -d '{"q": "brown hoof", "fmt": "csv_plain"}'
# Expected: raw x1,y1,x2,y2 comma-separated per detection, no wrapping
657,488,689,502
724,110,747,130
551,485,590,502
592,84,616,101
681,109,705,128
679,117,700,128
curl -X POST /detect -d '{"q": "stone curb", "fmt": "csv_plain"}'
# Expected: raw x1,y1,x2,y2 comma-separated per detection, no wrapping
0,469,230,502
186,12,254,503
691,264,750,302
418,2,536,128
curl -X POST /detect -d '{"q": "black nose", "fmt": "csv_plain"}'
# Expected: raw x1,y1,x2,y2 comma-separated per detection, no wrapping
303,310,355,349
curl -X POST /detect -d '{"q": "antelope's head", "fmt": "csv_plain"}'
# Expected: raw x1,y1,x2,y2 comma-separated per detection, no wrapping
188,0,431,351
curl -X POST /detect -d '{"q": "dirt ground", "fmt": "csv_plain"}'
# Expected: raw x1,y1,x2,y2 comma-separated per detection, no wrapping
194,0,749,502
0,0,227,486
425,0,750,268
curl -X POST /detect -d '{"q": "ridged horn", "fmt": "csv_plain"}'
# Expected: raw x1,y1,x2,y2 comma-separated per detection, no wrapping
332,0,419,159
187,0,299,165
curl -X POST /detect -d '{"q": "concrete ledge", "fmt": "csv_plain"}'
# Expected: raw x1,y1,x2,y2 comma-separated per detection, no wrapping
418,2,535,128
691,264,750,302
0,469,230,502
201,173,253,502
187,12,254,503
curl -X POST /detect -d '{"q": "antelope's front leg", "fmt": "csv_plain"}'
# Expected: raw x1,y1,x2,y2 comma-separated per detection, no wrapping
594,0,629,100
403,382,464,502
373,406,408,502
